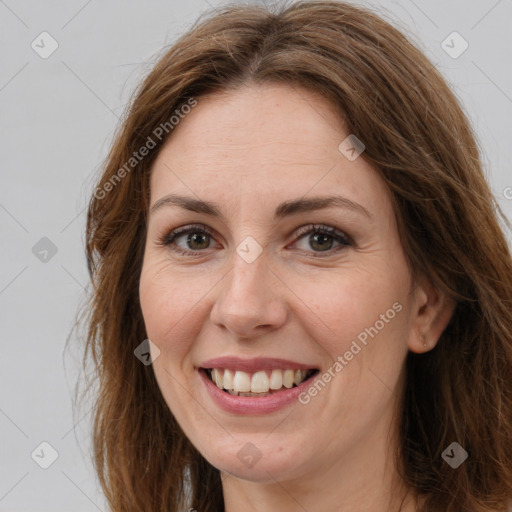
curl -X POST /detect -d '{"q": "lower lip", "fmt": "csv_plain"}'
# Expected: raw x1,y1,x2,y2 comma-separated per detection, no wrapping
198,369,317,415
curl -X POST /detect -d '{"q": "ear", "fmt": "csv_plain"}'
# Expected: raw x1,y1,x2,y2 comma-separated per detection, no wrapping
408,277,456,354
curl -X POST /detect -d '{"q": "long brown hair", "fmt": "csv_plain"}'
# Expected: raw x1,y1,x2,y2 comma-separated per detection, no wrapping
80,1,512,510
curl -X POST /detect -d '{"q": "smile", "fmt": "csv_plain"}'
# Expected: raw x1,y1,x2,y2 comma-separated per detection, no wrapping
203,368,318,397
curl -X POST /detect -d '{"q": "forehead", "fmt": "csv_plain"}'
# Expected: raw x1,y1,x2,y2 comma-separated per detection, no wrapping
149,83,390,216
158,84,342,161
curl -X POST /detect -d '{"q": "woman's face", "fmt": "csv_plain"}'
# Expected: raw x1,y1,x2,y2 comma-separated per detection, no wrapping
139,83,422,483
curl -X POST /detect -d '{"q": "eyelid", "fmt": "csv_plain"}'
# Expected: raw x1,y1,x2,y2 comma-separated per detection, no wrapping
292,224,352,246
156,223,218,249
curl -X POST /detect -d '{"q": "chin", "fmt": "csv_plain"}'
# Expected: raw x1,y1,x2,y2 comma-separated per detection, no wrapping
198,434,312,483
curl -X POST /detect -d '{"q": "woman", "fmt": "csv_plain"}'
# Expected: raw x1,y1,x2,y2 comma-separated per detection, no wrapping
82,1,512,511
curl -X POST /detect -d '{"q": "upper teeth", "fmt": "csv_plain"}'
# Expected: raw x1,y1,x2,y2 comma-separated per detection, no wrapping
210,368,311,394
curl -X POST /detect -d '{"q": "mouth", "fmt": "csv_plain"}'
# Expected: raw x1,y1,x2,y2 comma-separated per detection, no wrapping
200,367,319,397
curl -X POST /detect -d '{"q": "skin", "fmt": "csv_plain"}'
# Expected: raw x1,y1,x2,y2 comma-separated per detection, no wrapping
139,82,454,512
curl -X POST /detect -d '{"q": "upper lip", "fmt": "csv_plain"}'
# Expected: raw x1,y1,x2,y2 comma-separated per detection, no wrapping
199,356,318,373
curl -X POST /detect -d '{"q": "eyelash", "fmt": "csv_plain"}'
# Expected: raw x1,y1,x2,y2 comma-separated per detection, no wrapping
156,223,352,258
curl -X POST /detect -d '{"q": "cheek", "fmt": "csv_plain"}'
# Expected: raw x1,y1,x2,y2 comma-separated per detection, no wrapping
139,264,204,415
291,263,411,422
291,263,408,355
139,257,227,380
290,268,409,428
139,261,197,357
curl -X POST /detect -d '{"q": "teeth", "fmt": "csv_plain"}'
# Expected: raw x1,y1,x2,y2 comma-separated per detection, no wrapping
283,369,295,388
213,368,223,388
209,368,313,394
223,369,234,390
233,371,251,392
269,369,283,389
251,371,269,393
294,370,306,385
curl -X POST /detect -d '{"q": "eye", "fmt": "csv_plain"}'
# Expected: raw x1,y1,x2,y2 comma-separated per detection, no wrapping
157,223,352,257
156,224,219,256
291,224,352,256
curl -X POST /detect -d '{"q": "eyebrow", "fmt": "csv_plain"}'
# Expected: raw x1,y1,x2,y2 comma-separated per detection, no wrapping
150,193,371,220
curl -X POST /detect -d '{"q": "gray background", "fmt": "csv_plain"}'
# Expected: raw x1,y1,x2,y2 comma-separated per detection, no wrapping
1,0,511,510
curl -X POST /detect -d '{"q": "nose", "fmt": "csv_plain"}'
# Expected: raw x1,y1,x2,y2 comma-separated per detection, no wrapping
209,251,288,340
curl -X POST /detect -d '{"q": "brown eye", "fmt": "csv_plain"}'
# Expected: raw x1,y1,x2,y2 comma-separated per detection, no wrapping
293,224,352,256
158,224,218,255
